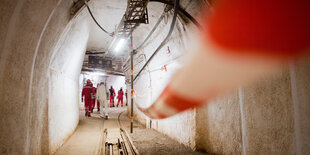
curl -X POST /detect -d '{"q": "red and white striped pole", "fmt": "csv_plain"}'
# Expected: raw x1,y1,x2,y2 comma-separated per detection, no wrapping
130,33,134,133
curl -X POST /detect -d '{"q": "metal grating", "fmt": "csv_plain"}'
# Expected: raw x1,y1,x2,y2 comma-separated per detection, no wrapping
117,0,149,34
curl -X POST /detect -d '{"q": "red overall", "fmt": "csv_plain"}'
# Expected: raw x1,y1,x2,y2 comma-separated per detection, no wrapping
109,88,115,107
117,90,124,107
82,84,93,116
91,87,96,111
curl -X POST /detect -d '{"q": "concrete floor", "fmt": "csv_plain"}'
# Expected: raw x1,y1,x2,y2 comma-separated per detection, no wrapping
54,106,205,154
54,108,105,155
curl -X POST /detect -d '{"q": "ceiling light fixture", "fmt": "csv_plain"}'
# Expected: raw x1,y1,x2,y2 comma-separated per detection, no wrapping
114,38,126,52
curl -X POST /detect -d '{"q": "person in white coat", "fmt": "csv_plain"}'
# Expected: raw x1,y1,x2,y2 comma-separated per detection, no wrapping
95,82,108,119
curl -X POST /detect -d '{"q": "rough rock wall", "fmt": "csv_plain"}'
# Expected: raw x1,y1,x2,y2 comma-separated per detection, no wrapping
0,0,90,154
196,91,242,154
241,70,295,155
0,0,61,154
195,57,310,154
195,69,296,154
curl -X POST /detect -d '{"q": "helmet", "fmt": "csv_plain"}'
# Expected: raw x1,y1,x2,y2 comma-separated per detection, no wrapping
87,79,91,84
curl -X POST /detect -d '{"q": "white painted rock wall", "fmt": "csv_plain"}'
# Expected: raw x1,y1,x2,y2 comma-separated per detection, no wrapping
48,9,90,153
0,0,91,154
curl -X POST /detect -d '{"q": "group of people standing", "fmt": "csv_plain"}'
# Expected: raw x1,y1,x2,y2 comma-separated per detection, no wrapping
108,86,126,108
81,79,127,117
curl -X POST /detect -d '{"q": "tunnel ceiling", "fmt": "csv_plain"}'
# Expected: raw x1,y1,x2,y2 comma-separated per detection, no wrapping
81,0,205,75
82,0,166,75
82,0,127,75
86,0,127,53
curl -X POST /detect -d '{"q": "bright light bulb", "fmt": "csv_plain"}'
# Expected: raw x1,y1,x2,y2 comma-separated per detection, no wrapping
115,38,125,51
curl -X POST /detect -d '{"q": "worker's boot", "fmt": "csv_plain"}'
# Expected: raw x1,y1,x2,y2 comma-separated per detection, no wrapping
85,111,88,116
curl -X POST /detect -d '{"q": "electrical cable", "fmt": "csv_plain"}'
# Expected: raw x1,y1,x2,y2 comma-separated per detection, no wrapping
123,1,201,69
84,1,114,37
133,0,179,81
136,7,170,50
122,9,167,69
149,0,202,29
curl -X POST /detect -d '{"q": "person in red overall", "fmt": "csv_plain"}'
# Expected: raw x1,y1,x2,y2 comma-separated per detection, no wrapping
96,84,101,111
117,87,124,107
81,79,93,117
90,83,96,113
109,86,115,107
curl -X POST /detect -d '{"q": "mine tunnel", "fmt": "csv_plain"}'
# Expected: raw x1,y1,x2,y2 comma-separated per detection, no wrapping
0,0,310,154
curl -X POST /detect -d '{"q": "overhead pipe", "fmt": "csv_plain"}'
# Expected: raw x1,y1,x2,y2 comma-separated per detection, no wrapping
133,0,180,81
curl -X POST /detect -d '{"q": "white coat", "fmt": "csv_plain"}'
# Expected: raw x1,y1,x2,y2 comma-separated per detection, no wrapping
96,84,107,101
96,84,109,118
